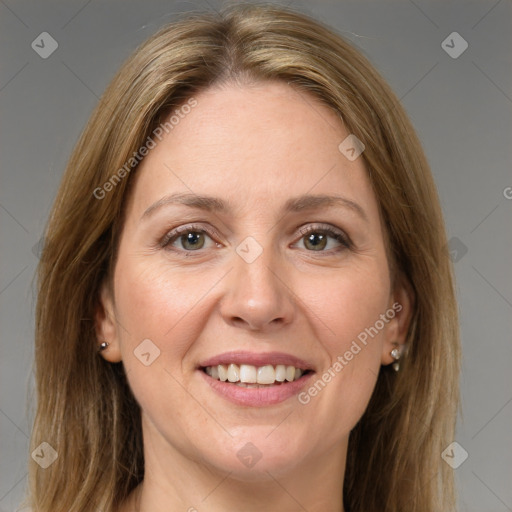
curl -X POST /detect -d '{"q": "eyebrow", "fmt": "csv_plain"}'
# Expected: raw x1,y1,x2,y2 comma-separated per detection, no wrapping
141,192,368,223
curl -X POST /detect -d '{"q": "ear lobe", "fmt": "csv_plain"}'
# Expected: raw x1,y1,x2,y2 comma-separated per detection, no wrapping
95,281,122,363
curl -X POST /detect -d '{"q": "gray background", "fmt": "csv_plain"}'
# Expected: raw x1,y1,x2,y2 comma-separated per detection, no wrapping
1,0,511,510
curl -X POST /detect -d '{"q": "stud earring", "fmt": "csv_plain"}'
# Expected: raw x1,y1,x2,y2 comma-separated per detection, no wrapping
98,341,109,352
390,343,401,372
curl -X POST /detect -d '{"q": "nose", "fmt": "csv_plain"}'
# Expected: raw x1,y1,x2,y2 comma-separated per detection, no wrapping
219,240,295,332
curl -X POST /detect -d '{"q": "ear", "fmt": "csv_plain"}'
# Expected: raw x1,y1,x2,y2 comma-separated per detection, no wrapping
95,280,123,363
381,274,414,366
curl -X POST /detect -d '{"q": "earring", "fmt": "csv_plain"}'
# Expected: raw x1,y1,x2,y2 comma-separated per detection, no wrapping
98,341,109,352
390,343,401,372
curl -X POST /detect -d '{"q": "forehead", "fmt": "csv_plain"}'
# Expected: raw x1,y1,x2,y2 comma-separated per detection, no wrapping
125,80,378,223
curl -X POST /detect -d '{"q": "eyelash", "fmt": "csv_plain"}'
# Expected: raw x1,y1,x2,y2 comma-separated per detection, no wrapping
159,223,351,256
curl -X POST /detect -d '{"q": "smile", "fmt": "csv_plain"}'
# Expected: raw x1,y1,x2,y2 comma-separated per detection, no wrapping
203,363,309,386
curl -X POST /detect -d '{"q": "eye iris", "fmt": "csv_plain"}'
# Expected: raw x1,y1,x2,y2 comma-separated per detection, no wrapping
304,232,327,251
181,232,205,250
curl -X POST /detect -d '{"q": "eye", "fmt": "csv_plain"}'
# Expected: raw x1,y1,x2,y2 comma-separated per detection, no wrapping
294,224,351,253
160,224,219,253
159,223,351,256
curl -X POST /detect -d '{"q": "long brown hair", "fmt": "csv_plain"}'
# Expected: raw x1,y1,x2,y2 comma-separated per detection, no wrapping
23,3,460,511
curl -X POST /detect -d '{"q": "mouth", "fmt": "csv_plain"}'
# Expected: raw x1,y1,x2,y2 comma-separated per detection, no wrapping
197,351,316,406
201,363,313,387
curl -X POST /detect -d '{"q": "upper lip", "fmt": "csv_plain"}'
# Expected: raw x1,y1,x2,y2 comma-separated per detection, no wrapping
199,351,315,371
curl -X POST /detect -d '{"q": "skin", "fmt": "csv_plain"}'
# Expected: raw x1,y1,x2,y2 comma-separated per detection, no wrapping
96,80,412,512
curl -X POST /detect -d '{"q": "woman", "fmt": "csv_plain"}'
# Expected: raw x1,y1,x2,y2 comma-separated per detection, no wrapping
24,3,460,511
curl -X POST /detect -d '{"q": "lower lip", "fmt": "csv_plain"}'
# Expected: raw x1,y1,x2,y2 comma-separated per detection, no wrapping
198,370,315,407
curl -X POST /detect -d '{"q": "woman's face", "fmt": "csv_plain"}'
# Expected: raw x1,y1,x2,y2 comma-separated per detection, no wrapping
98,81,410,482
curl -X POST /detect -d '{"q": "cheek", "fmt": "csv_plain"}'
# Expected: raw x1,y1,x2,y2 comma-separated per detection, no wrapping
112,255,211,429
299,261,390,432
318,259,390,354
114,253,209,339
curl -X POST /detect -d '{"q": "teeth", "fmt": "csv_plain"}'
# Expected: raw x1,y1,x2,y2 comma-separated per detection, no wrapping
218,364,228,382
204,363,306,384
239,364,257,383
275,364,286,382
227,363,239,383
257,365,275,384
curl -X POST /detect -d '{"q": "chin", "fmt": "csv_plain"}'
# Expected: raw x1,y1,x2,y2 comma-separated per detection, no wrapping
195,430,308,481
